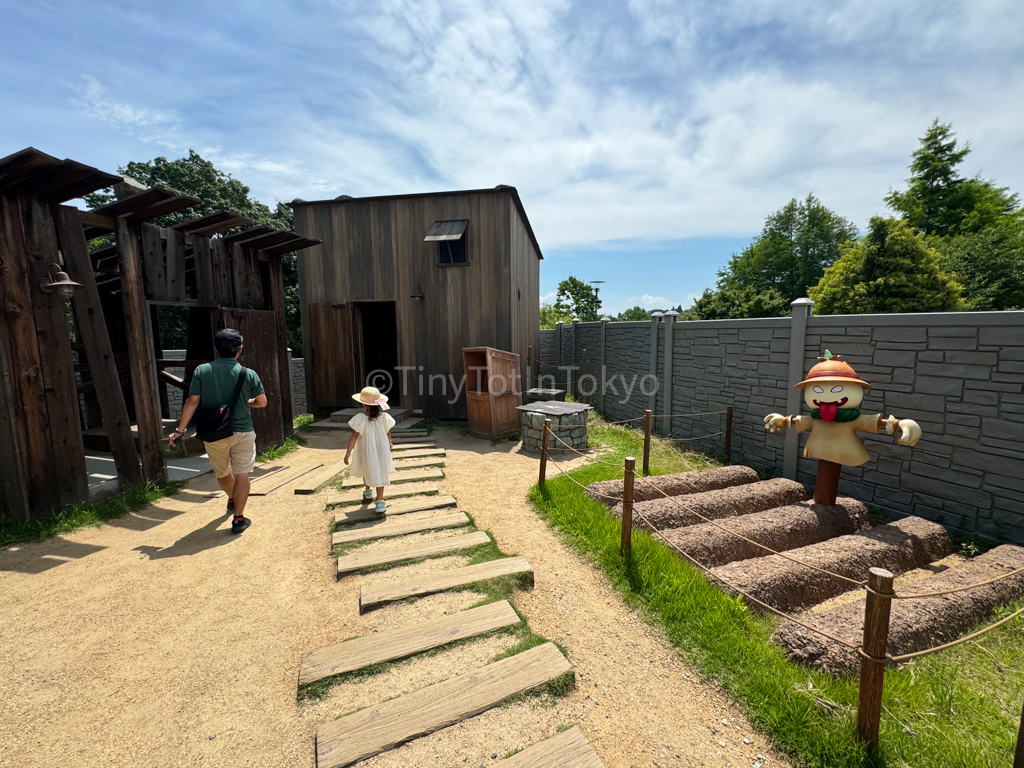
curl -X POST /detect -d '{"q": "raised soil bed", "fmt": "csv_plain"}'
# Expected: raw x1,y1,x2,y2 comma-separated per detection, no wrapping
587,465,758,505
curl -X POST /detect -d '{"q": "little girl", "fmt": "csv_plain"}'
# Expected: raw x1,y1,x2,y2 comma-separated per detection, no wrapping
343,386,396,514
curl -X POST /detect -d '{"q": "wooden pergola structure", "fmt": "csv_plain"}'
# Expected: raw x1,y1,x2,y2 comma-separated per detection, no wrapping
0,147,319,522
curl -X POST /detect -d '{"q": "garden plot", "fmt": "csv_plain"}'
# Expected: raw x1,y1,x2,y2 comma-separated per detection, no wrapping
622,478,807,530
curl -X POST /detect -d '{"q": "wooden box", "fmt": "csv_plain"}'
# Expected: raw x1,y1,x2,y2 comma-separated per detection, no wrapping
463,347,522,439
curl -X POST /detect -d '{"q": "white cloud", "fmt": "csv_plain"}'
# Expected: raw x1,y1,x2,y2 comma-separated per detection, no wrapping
540,291,557,304
74,75,177,129
625,294,672,309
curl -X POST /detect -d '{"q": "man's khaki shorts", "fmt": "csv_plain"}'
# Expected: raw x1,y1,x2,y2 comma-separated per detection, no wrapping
204,431,257,478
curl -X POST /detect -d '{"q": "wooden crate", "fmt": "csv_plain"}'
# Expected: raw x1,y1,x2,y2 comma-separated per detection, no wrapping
463,346,521,439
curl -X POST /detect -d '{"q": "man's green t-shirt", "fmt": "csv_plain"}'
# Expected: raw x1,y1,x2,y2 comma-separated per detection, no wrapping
188,358,265,433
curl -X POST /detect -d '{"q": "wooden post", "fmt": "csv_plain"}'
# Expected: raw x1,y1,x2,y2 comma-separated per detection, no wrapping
539,418,551,486
724,406,734,463
643,409,653,476
116,216,165,483
620,456,635,554
267,253,294,436
814,459,842,505
1015,693,1024,768
856,567,894,751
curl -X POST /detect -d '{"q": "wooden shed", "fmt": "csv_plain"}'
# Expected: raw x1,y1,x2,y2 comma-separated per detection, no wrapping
292,186,542,419
0,147,318,522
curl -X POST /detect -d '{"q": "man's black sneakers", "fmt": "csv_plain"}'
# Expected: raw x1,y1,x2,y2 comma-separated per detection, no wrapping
230,515,251,534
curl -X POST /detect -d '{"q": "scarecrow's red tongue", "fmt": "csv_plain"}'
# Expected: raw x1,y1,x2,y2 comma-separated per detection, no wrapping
819,401,839,421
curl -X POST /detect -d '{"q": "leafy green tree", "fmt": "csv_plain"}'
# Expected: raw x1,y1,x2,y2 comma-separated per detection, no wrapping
684,285,789,320
85,151,304,353
616,306,651,322
810,217,963,314
539,302,571,329
885,120,1019,238
553,276,601,321
934,218,1024,310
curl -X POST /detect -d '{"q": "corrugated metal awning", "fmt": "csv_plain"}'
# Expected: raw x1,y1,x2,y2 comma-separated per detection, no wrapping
424,219,468,242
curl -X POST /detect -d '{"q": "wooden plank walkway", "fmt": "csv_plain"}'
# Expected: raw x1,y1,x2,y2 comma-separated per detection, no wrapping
341,467,443,488
294,461,347,495
328,482,438,506
392,456,445,470
360,557,534,612
388,447,444,459
250,463,323,495
331,511,470,547
298,600,521,686
334,495,457,524
315,643,572,768
496,726,605,767
337,530,491,576
390,442,436,451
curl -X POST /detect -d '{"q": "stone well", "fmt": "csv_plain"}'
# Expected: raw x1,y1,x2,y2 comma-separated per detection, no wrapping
517,401,593,454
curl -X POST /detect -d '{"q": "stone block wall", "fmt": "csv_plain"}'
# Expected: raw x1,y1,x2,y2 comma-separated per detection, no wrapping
538,310,1024,544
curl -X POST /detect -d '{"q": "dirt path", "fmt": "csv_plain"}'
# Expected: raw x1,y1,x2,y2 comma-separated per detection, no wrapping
0,427,788,768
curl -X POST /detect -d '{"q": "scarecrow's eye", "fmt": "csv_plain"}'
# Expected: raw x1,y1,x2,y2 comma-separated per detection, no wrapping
831,385,844,393
813,386,824,393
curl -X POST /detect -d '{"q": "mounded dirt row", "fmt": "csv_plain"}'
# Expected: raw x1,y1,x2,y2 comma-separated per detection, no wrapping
774,544,1024,675
587,465,758,505
709,516,955,614
620,478,807,530
659,497,872,569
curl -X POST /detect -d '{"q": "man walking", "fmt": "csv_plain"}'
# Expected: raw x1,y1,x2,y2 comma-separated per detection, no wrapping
170,329,267,534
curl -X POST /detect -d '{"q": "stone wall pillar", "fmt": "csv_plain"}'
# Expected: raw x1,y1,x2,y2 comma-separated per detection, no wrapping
784,298,814,479
648,312,662,415
661,311,678,435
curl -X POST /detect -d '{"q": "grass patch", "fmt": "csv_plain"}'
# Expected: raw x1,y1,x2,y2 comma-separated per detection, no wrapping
530,418,1024,768
0,480,184,546
255,433,307,462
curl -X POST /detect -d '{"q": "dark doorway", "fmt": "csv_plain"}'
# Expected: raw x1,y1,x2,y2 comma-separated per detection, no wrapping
356,302,399,405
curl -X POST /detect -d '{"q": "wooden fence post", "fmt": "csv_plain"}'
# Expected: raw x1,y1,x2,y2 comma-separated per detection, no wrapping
643,410,653,476
856,567,894,751
620,456,635,554
1015,693,1024,768
539,418,551,486
724,406,734,463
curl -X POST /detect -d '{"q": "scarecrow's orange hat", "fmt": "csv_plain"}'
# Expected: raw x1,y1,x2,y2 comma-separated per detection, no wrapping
795,352,871,389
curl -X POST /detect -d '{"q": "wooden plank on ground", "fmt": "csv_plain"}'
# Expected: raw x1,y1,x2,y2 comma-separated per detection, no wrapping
331,511,469,546
341,467,442,488
337,530,491,576
314,643,571,768
334,495,457,524
496,726,605,768
360,557,534,612
390,443,437,452
299,599,520,686
250,463,323,495
392,456,445,470
393,417,424,430
294,460,347,494
328,481,438,506
392,434,431,443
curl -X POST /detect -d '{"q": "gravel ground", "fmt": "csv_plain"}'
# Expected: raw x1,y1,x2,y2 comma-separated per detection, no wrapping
0,427,788,768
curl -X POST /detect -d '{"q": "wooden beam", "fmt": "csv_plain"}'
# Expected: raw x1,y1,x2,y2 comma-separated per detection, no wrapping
115,216,165,482
191,236,216,304
58,206,142,486
220,225,273,244
128,195,199,222
174,210,250,235
79,209,116,234
158,369,188,391
230,242,246,308
165,228,186,301
267,254,293,434
0,318,31,521
244,249,264,310
211,239,233,305
140,223,167,301
93,188,172,217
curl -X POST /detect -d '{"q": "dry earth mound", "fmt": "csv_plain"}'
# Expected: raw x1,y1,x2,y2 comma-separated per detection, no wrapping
708,517,954,613
587,465,757,505
621,478,807,530
774,544,1024,675
659,497,871,569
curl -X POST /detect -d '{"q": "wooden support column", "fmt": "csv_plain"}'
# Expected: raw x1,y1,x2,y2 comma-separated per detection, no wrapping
140,223,167,301
211,239,233,305
1015,694,1024,768
539,418,551,486
57,206,142,487
165,228,186,301
620,456,635,554
230,242,247,308
267,253,293,435
116,216,165,483
856,567,894,751
0,325,30,521
191,236,216,304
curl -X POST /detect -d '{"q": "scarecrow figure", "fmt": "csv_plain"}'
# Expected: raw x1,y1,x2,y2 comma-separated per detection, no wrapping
764,351,922,505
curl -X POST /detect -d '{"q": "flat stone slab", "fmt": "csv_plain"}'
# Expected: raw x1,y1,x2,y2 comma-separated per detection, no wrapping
328,482,439,506
360,556,534,612
315,643,571,768
496,726,606,767
516,401,592,416
341,467,443,488
331,511,470,546
334,495,457,524
336,531,491,576
298,600,521,686
392,456,445,470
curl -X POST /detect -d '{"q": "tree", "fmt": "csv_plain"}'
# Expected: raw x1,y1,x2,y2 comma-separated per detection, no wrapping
689,195,857,320
539,302,571,329
553,276,601,321
616,306,651,322
934,218,1024,310
810,217,963,315
885,120,1019,238
84,151,305,354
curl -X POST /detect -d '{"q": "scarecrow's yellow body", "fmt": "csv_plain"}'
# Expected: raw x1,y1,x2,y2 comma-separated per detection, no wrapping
789,413,882,467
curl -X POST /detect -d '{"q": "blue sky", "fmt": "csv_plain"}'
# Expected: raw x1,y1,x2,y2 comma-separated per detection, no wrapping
3,0,1023,315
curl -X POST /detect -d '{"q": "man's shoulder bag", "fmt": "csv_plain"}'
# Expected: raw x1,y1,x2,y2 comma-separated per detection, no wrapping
193,368,248,443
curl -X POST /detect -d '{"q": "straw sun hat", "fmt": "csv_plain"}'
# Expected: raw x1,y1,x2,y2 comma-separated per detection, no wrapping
352,385,390,409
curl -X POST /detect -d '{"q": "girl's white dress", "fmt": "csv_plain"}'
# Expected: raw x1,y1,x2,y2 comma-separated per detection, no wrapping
348,412,396,487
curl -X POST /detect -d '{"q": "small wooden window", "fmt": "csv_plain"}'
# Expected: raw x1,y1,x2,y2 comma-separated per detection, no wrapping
425,219,469,266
